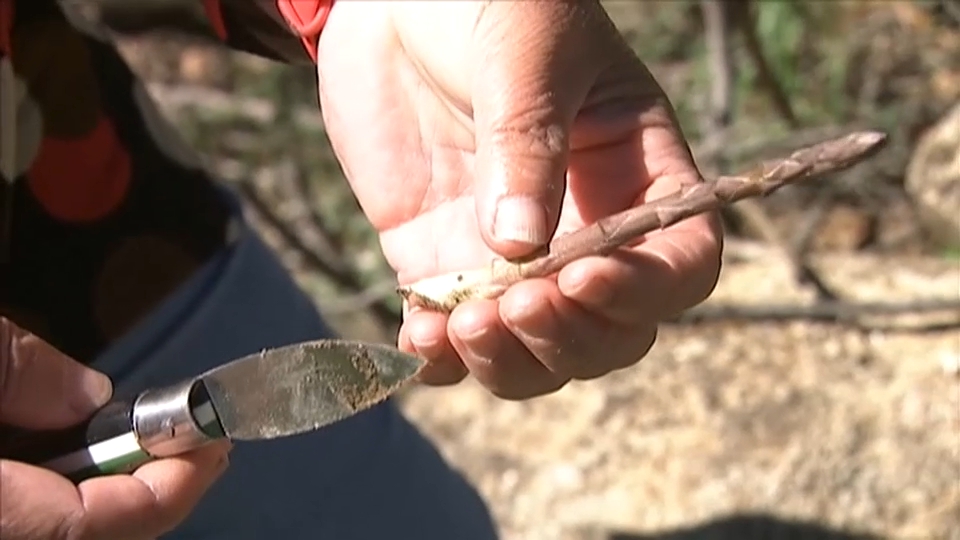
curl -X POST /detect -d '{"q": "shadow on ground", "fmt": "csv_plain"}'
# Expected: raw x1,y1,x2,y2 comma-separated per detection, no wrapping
604,513,879,540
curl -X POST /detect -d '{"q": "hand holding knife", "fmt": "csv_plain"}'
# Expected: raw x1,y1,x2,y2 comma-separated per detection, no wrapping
1,339,424,483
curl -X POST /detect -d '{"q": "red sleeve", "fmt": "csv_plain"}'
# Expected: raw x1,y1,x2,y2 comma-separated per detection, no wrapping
202,0,334,64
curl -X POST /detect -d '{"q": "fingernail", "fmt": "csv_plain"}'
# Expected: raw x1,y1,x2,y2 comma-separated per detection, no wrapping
494,195,548,245
77,368,113,410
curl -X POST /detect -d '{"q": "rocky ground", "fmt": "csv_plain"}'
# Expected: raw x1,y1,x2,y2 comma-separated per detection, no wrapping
397,249,960,540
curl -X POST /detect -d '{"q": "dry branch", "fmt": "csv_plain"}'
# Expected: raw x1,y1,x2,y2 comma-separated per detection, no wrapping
398,130,889,313
696,0,838,300
699,0,737,144
236,181,343,281
236,180,402,328
733,1,799,128
672,298,960,332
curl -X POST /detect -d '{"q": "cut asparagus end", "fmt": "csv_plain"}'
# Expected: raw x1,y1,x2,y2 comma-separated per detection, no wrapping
397,268,511,313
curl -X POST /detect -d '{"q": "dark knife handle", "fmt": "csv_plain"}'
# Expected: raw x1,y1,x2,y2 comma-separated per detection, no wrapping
0,393,144,483
0,378,226,483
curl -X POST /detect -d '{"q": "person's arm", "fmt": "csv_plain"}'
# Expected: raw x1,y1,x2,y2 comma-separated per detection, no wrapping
200,0,333,65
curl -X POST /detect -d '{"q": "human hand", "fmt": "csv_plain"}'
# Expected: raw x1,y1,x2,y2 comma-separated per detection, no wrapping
315,0,722,399
0,317,231,540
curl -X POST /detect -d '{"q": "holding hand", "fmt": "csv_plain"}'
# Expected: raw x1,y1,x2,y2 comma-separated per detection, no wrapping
0,317,231,540
316,0,722,399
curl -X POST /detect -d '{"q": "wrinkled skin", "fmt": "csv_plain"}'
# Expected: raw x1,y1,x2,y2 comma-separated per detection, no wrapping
316,0,723,399
0,317,231,540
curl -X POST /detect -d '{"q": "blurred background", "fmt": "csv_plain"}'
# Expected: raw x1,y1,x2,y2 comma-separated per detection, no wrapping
81,0,959,538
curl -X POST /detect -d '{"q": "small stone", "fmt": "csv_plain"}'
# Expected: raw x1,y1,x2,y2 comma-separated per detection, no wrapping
905,102,960,250
938,350,960,376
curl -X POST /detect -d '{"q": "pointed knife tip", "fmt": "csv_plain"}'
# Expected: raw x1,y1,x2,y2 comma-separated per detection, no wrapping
364,341,426,380
314,340,424,414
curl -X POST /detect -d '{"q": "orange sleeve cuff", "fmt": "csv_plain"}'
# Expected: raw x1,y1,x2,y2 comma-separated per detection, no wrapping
275,0,335,64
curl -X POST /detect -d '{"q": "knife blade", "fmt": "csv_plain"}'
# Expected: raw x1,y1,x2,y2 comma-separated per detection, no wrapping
0,339,423,483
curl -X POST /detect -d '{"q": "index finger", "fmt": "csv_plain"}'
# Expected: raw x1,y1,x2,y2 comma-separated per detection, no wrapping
0,317,113,430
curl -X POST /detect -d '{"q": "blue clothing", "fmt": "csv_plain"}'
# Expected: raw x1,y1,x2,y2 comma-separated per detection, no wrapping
90,186,499,539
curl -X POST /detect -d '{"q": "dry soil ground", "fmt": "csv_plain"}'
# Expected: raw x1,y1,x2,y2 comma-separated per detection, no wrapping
397,249,960,540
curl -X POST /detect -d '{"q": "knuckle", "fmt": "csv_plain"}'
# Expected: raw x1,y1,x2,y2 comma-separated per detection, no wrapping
487,120,568,161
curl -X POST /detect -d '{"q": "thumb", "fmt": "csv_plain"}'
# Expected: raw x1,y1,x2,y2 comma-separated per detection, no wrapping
0,317,113,430
471,3,601,258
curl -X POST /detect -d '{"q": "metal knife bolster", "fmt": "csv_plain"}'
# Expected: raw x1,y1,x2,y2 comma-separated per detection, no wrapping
4,378,225,484
132,377,225,458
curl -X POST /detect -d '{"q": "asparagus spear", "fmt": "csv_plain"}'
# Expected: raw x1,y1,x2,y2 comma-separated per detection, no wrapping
397,130,888,313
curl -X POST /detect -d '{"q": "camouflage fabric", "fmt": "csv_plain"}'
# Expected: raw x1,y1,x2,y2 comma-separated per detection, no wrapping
0,0,329,363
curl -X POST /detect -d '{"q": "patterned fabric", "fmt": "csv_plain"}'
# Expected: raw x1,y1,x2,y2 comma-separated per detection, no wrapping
0,0,329,364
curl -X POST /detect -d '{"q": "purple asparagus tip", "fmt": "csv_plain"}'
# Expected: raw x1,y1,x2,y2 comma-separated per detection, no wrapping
856,130,888,149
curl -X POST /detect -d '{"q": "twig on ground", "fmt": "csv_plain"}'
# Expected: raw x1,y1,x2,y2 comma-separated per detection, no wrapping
729,198,843,301
398,130,889,312
671,298,960,332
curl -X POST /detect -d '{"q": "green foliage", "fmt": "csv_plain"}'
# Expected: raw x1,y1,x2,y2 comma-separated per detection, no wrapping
621,0,864,136
941,246,960,261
